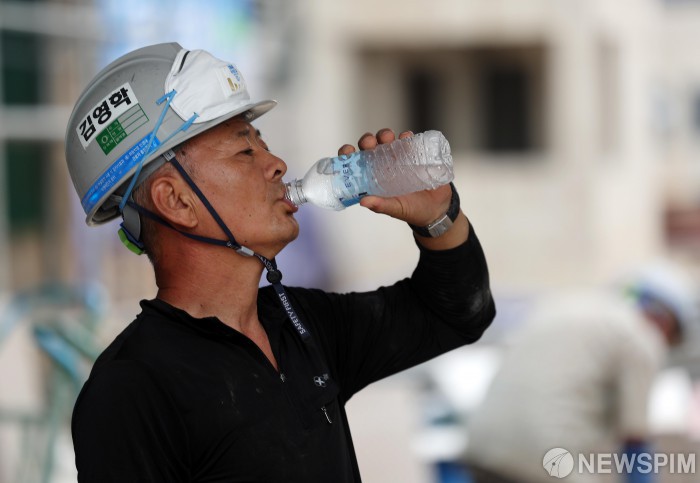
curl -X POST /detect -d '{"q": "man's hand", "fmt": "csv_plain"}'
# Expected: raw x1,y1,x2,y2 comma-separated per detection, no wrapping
337,129,451,226
338,128,469,249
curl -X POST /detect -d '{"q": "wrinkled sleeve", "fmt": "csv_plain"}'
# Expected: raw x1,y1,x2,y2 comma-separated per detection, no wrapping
410,223,494,342
72,360,189,483
292,223,496,401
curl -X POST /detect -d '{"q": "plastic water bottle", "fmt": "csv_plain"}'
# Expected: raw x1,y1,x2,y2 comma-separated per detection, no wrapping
285,130,453,210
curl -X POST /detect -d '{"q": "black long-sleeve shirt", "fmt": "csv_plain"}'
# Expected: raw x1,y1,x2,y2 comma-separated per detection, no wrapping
72,225,495,482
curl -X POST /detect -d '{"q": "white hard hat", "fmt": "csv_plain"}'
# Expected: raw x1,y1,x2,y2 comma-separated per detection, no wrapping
65,42,276,226
627,260,699,333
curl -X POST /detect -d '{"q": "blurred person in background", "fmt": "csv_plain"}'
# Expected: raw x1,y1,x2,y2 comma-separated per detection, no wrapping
63,43,496,482
462,262,694,483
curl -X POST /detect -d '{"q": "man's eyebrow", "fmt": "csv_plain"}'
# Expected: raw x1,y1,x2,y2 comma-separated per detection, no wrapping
233,128,264,142
234,127,251,139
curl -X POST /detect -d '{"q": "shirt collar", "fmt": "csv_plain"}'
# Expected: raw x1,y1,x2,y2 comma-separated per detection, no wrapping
140,287,288,339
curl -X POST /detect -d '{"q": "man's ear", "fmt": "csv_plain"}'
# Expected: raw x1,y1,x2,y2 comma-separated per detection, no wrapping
150,175,199,229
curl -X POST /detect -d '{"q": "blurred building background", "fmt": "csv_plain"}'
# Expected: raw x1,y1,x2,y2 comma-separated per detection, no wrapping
1,0,700,481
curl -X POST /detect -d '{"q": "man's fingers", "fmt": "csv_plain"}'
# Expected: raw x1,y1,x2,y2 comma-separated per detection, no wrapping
358,132,378,151
338,144,356,156
342,128,407,155
375,129,396,145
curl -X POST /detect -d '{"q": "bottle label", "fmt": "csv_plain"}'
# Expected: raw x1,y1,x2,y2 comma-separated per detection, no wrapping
331,152,371,207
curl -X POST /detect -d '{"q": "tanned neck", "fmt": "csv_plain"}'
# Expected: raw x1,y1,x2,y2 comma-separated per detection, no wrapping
155,242,265,333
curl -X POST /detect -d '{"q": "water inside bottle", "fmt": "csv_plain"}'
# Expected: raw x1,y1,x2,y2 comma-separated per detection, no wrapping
422,131,453,186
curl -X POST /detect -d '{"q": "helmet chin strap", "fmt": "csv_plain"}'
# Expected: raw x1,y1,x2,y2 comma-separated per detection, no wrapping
119,150,311,341
161,149,257,259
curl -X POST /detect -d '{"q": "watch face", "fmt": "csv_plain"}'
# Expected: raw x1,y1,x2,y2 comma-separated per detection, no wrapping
427,215,453,238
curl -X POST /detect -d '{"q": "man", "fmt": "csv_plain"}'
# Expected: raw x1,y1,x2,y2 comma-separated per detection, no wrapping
463,263,694,483
65,43,495,481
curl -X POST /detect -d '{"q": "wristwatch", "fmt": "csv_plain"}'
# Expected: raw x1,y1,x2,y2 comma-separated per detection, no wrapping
409,183,460,238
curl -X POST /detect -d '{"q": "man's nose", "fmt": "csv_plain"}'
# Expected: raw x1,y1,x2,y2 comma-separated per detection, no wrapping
266,152,287,180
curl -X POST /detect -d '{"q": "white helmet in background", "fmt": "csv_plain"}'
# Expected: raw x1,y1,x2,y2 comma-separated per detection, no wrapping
65,42,276,226
626,260,699,336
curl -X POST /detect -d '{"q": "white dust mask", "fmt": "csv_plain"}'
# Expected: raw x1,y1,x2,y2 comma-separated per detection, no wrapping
165,49,256,123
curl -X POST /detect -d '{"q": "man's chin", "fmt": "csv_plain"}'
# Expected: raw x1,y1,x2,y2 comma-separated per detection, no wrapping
260,228,300,259
281,228,300,248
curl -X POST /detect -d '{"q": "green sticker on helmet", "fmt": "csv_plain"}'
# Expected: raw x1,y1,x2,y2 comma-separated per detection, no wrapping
96,105,150,155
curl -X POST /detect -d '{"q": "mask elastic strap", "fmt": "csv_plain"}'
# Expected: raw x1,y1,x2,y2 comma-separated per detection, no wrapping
118,90,198,212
